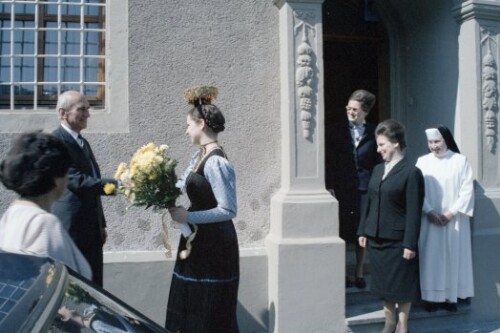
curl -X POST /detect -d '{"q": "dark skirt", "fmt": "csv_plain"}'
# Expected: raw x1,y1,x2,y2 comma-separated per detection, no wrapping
368,238,420,303
339,191,366,244
165,221,239,333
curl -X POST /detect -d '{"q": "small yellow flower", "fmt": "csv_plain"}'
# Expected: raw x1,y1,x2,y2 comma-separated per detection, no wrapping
103,183,116,195
138,143,155,154
156,144,169,154
114,162,127,180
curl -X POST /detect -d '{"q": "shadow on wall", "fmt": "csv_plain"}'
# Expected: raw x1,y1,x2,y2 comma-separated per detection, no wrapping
470,183,500,320
237,301,269,333
268,301,275,333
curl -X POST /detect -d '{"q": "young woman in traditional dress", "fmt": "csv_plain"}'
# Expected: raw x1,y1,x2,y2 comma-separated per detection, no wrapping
165,86,239,333
416,126,475,312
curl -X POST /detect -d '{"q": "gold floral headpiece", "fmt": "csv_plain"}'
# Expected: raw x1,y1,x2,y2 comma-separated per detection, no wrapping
183,86,218,106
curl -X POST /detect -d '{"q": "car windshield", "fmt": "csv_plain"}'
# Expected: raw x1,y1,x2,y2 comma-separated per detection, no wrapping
48,272,166,333
0,254,44,321
0,253,61,332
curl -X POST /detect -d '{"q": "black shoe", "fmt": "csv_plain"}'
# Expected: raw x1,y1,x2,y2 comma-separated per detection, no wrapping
458,297,471,305
346,276,353,288
442,302,458,312
355,277,366,289
425,301,439,312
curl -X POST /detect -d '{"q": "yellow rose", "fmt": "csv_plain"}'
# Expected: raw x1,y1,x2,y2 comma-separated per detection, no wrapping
103,183,116,195
114,162,127,180
135,151,159,174
129,163,140,178
156,144,169,154
138,143,155,154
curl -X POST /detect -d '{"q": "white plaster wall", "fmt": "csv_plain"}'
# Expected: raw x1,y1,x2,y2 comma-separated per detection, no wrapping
105,0,280,251
0,0,280,251
104,0,280,251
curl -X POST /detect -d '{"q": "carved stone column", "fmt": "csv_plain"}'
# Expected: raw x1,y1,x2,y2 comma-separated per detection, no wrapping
454,0,500,187
266,0,345,332
453,1,500,323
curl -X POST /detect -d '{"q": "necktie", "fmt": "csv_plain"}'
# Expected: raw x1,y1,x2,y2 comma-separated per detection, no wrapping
77,134,91,158
78,134,97,177
77,134,85,149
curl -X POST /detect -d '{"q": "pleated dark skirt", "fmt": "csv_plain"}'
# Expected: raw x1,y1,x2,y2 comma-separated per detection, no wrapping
165,221,240,333
368,238,420,303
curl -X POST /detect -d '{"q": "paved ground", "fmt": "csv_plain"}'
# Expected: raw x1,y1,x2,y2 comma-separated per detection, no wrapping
410,325,500,333
346,322,500,333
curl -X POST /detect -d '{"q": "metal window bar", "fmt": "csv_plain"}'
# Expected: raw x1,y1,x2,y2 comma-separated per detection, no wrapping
9,3,14,109
56,1,61,98
0,0,105,110
79,1,83,94
33,2,37,108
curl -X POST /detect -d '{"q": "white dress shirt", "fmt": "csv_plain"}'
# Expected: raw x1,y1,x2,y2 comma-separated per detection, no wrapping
349,121,366,147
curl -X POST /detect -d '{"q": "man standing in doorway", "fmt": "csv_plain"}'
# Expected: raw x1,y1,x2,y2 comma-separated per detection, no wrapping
326,89,379,289
52,90,117,286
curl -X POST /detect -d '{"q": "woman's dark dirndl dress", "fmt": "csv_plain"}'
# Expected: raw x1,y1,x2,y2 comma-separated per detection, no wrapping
165,149,240,333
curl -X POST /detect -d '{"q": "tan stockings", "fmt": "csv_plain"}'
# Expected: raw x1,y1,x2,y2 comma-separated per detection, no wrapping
381,301,412,333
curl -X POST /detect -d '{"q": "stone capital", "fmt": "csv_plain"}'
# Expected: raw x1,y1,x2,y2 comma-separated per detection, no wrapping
273,0,324,10
453,0,500,23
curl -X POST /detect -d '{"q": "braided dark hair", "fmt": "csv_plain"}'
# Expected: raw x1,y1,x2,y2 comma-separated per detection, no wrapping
189,100,226,133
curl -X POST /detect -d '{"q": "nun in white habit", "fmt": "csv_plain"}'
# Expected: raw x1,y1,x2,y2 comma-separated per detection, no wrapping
416,126,475,312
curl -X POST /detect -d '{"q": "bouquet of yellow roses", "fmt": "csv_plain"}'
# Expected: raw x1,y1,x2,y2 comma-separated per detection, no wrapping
113,143,182,257
114,143,181,210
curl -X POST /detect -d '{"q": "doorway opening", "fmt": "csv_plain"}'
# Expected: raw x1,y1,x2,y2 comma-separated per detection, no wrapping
322,0,389,288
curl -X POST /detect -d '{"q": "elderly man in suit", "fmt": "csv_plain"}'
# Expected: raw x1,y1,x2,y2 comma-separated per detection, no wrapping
51,90,117,286
326,89,380,289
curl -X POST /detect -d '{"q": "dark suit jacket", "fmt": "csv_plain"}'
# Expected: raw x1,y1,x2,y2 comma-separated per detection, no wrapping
51,126,110,284
326,121,379,201
357,158,425,251
326,121,379,242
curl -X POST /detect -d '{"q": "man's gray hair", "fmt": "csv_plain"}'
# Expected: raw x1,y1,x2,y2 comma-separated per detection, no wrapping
56,91,78,111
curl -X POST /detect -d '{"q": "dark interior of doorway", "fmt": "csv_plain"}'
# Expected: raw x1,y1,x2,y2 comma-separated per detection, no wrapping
323,0,388,127
322,0,389,279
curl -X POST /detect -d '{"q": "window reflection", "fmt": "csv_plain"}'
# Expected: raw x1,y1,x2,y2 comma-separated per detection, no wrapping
49,275,163,333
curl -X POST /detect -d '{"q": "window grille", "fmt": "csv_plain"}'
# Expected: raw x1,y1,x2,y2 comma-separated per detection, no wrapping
0,0,105,110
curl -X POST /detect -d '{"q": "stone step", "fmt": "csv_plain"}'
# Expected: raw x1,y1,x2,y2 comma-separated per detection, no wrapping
344,247,499,332
345,287,481,333
346,276,378,305
347,300,470,325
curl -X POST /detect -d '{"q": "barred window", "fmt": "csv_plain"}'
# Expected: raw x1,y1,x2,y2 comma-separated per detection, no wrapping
0,0,105,110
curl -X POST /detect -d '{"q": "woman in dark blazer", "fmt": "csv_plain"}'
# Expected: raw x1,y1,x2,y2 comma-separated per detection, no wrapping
326,89,380,289
357,119,424,333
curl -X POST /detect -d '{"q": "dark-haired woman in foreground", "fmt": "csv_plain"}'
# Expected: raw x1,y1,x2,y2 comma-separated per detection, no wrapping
357,120,424,333
165,87,239,333
0,131,91,279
